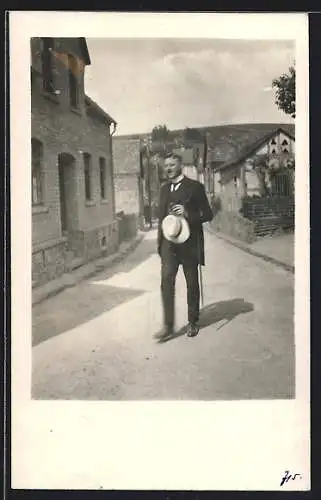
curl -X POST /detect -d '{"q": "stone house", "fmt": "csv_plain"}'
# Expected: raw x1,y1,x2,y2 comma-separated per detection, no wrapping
112,137,143,215
112,135,164,226
205,125,295,212
31,37,118,287
112,137,144,231
204,125,295,240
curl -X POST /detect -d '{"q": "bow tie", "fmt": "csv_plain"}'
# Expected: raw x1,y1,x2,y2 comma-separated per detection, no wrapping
170,182,182,192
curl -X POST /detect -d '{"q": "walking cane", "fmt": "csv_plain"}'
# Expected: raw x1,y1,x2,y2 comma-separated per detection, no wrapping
197,233,204,308
199,263,204,308
195,170,204,308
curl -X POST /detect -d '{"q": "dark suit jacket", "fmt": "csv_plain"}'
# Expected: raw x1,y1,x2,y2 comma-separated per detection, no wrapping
157,176,213,265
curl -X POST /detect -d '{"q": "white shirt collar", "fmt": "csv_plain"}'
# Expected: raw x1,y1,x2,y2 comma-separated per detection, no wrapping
171,174,184,184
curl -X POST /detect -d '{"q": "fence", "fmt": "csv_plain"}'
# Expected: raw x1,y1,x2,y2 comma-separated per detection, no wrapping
270,171,293,196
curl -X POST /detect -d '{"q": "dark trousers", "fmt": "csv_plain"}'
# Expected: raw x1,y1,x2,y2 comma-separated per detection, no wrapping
160,240,200,327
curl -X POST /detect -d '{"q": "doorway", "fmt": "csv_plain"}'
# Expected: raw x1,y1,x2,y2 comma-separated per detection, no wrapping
58,153,77,235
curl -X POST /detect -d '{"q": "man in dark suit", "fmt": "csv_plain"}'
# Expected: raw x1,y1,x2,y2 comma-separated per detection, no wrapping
157,152,213,339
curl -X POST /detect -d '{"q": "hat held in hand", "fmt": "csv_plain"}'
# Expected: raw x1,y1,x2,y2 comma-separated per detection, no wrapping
162,214,190,244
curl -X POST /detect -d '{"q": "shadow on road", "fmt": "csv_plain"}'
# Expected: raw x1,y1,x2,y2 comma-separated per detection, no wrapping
157,298,254,344
33,284,146,347
199,298,254,328
33,235,158,347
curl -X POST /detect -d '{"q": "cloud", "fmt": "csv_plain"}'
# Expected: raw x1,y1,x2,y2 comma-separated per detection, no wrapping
150,49,291,106
85,39,295,134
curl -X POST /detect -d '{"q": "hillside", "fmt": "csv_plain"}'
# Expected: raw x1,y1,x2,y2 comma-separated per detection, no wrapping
114,122,295,143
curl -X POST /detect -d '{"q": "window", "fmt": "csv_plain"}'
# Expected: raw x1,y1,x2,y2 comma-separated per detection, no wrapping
83,153,92,201
68,54,79,108
282,139,288,146
271,138,277,145
32,138,44,205
271,149,276,155
99,157,107,199
41,37,54,93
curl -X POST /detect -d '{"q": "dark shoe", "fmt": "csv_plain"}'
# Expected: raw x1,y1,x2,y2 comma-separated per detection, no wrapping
187,323,199,337
154,325,174,340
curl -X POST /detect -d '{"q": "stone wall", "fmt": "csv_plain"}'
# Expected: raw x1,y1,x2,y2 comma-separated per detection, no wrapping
210,210,256,243
241,196,295,237
32,238,67,287
209,195,295,243
32,220,120,288
67,220,119,260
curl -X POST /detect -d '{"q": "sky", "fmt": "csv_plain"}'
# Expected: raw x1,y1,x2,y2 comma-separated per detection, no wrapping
84,38,295,136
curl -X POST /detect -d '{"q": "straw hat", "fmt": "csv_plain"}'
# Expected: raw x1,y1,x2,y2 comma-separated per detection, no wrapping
162,214,190,244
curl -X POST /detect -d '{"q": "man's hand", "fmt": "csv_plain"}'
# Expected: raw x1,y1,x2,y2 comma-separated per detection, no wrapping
170,204,187,217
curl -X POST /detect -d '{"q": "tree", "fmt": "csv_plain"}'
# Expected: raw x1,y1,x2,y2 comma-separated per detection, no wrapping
249,152,295,197
183,127,203,142
272,65,296,119
250,154,271,196
151,124,170,142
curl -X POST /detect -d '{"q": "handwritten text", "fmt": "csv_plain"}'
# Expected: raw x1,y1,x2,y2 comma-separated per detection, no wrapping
280,470,302,486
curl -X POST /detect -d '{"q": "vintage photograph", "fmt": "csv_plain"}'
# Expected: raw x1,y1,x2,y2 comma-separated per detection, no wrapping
30,36,297,401
10,12,310,491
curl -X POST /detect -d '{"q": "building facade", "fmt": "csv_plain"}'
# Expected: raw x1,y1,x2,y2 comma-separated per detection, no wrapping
207,127,295,212
112,138,143,216
203,125,295,241
31,37,118,287
112,137,143,233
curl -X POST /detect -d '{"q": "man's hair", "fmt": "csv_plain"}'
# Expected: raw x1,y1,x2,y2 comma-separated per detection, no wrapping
165,152,182,162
